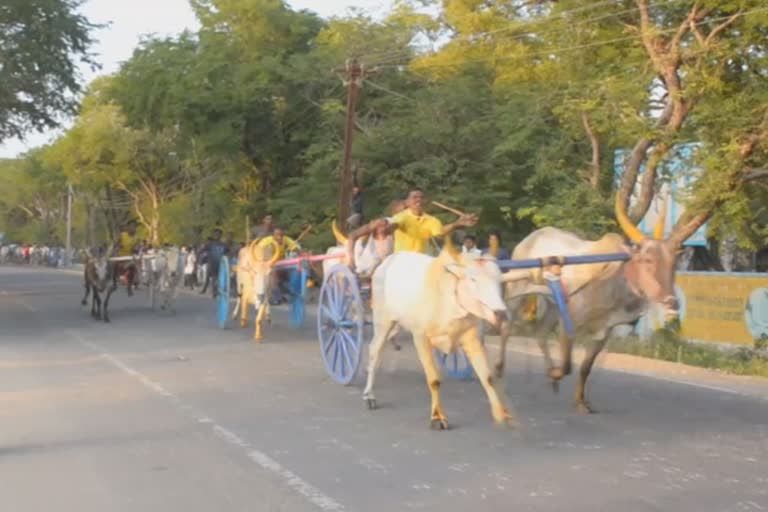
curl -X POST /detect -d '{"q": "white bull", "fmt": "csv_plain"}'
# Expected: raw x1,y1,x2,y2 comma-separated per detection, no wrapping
233,238,280,341
150,246,184,312
362,245,519,430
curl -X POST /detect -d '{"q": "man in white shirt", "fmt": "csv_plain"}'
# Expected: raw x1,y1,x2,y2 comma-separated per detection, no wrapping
462,234,482,257
344,199,405,275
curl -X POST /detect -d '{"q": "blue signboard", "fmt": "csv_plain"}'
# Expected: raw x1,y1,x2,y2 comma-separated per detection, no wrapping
613,143,707,247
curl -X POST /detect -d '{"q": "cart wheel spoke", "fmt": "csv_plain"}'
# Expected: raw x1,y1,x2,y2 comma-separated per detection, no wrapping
339,329,359,359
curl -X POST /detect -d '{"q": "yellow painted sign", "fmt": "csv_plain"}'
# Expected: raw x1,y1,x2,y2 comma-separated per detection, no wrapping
676,273,768,346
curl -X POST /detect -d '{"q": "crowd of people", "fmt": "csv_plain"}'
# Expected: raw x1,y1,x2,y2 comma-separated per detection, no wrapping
2,188,513,303
0,243,77,267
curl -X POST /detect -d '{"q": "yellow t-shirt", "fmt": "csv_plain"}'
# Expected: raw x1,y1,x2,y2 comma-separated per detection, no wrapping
390,209,443,253
255,235,298,260
118,232,136,257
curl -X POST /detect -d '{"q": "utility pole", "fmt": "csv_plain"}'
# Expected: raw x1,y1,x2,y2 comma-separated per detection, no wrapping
337,58,362,230
65,183,73,266
334,58,377,231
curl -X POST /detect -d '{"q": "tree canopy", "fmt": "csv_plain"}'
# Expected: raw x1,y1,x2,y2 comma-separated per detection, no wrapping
0,0,100,142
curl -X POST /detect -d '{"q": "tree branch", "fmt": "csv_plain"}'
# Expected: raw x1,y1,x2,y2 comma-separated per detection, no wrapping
668,3,699,54
666,139,762,249
705,10,743,47
629,142,670,222
744,169,768,182
580,111,601,190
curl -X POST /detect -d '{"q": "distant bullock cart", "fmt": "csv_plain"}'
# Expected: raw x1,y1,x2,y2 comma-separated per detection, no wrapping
82,248,182,322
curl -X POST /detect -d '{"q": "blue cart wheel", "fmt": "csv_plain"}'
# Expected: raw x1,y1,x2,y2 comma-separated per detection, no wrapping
317,264,364,385
434,317,484,380
217,256,231,329
290,262,307,328
434,347,475,381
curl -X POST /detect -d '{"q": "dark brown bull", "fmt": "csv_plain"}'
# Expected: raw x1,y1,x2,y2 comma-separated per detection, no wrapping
81,252,111,320
497,192,681,414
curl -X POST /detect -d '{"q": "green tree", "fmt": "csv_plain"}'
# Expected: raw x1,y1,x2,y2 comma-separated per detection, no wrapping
0,0,100,141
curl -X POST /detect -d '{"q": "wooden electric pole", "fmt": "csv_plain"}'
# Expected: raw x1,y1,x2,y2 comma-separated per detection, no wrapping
334,58,377,231
337,58,362,230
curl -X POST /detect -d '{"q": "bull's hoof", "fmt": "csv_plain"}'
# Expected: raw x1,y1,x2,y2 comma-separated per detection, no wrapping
551,379,560,393
494,363,505,379
392,341,401,351
430,418,449,430
548,367,565,380
81,300,87,306
501,415,520,429
103,317,111,323
576,401,595,415
365,398,377,410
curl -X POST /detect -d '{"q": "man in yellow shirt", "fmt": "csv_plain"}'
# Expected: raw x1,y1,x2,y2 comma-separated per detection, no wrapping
113,220,139,295
116,220,138,257
254,227,300,260
375,189,478,254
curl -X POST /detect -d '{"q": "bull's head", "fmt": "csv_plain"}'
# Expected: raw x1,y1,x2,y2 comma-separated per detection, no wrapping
163,247,181,280
248,239,281,308
92,256,110,292
615,192,679,323
444,252,508,328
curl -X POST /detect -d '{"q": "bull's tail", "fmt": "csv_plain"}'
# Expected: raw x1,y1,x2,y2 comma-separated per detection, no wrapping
522,295,538,322
232,297,241,318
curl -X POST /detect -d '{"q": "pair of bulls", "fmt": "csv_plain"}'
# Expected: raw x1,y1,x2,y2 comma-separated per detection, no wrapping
234,239,281,341
363,193,680,429
82,247,183,322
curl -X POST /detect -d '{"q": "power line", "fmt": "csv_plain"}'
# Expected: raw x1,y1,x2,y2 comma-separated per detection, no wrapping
386,7,768,71
358,0,684,67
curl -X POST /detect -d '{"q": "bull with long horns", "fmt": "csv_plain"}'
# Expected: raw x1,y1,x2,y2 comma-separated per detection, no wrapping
496,192,681,414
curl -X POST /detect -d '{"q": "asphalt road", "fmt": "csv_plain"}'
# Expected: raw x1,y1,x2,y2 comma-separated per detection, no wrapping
1,265,767,512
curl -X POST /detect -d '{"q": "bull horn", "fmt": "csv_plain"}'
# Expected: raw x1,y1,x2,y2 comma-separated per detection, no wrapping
248,239,262,262
653,193,669,240
501,268,535,283
443,236,461,262
615,190,646,244
267,239,281,266
331,219,348,245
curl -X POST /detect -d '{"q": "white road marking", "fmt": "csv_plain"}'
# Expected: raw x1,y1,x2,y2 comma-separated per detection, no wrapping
70,331,346,512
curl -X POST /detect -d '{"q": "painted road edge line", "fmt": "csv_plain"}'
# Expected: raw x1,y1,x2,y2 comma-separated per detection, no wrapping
69,330,346,512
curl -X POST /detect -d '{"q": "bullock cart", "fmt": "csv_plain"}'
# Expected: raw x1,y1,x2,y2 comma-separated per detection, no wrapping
216,251,338,330
320,251,633,385
108,254,160,308
108,249,185,312
218,245,633,386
